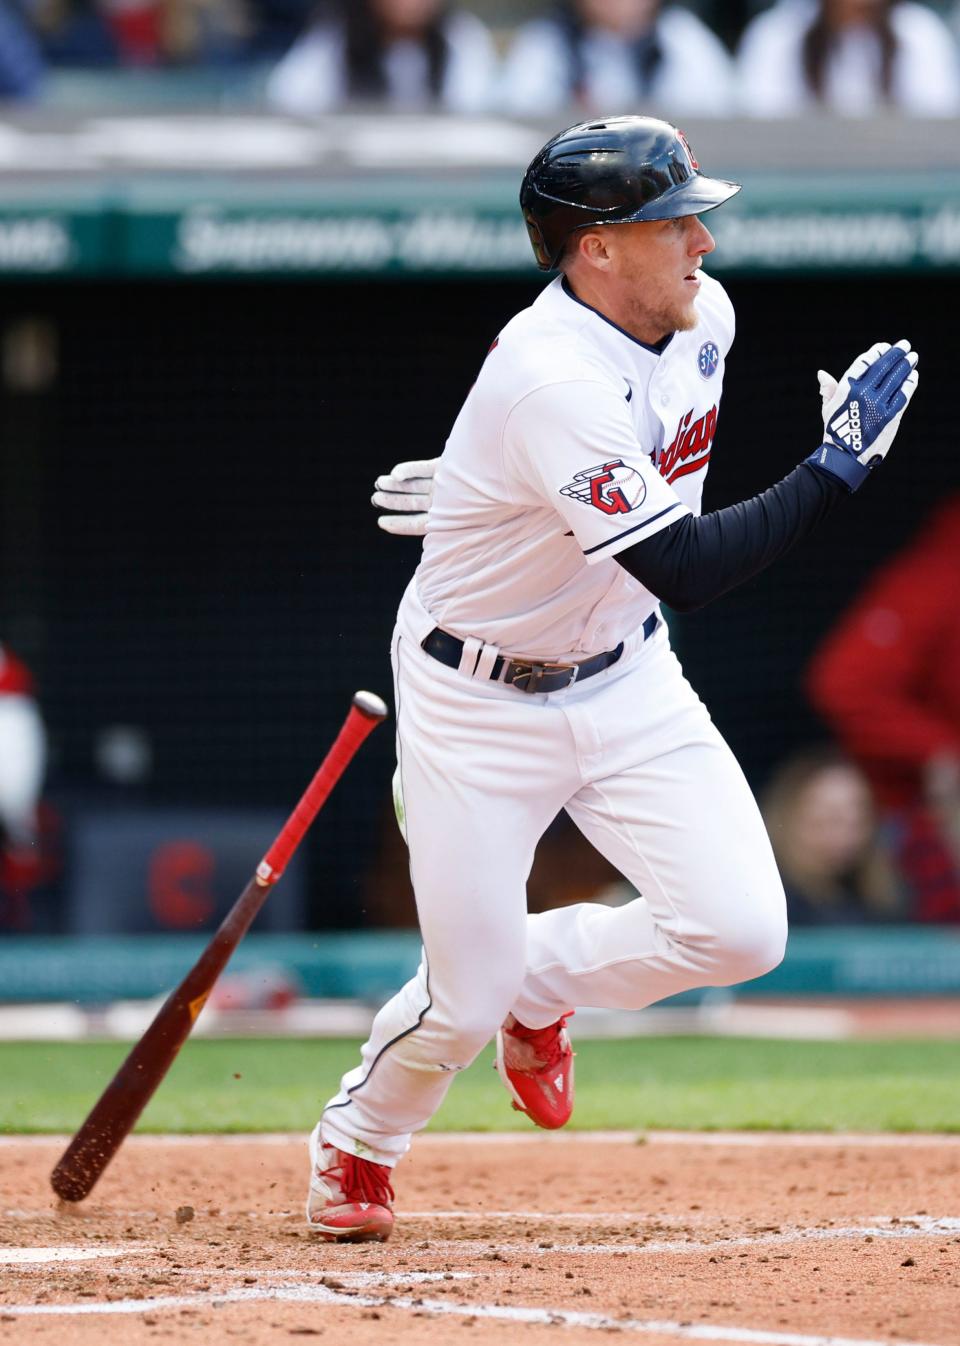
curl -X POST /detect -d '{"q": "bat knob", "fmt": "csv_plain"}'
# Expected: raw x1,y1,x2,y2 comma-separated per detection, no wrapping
352,690,389,721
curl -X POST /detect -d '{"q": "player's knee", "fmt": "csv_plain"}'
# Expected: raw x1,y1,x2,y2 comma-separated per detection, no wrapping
712,902,787,985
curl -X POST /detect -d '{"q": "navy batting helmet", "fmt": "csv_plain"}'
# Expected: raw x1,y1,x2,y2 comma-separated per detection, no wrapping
519,116,741,272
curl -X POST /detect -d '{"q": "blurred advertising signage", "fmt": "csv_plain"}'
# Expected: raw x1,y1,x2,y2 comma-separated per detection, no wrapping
3,190,960,277
67,807,304,935
165,202,960,277
170,206,534,275
0,213,101,274
4,201,960,278
708,203,960,271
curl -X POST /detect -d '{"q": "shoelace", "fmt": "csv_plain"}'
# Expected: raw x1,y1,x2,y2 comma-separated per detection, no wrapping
324,1152,395,1207
509,1012,573,1070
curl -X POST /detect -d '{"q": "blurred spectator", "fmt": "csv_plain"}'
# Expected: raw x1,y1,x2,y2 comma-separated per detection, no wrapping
499,1,735,116
36,0,247,68
0,643,47,930
736,0,960,117
265,0,499,115
761,747,901,924
698,0,761,50
242,0,313,59
947,0,960,73
807,497,960,922
0,0,44,97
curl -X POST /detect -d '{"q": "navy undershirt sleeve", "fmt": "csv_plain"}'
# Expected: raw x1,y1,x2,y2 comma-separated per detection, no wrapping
616,462,844,612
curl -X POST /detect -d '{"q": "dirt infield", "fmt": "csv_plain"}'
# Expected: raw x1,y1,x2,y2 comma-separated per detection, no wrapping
2,1132,959,1346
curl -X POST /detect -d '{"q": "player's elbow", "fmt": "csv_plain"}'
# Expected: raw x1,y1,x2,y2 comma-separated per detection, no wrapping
616,551,711,613
652,584,706,615
618,564,704,612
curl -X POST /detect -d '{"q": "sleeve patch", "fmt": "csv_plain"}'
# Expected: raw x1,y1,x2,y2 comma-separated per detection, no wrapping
560,459,646,516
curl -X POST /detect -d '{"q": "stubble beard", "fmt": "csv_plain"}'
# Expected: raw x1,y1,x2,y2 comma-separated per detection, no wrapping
619,257,699,342
667,299,699,335
627,290,698,344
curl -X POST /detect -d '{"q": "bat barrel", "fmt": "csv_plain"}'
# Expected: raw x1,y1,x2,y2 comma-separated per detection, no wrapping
49,692,387,1204
51,1015,191,1200
51,875,270,1202
52,1091,160,1202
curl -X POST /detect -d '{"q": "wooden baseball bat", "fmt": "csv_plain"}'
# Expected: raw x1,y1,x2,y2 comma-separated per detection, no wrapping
50,690,388,1203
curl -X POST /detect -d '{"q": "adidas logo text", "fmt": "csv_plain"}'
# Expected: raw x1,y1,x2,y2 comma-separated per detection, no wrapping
832,400,863,452
847,401,862,450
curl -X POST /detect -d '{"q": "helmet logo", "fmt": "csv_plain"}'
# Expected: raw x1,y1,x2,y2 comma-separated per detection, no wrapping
676,129,699,171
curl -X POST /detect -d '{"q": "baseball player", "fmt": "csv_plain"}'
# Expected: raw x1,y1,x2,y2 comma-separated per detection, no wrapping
307,116,919,1242
0,643,46,928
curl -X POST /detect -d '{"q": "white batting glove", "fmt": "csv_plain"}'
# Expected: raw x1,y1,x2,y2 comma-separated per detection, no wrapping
371,457,439,537
808,339,919,491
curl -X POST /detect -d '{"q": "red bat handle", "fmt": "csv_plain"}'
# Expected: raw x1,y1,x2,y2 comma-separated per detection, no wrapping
258,690,388,884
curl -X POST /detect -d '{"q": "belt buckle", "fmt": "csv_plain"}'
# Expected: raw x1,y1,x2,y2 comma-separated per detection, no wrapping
509,659,578,694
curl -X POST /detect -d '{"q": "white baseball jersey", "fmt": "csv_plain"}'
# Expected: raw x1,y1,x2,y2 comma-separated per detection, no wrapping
410,271,735,661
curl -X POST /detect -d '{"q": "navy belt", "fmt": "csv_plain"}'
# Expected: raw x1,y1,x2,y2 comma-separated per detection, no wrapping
421,612,658,695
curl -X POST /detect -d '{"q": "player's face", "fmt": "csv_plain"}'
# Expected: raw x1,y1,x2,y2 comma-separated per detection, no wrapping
606,214,715,343
823,0,888,29
371,0,442,35
576,0,660,37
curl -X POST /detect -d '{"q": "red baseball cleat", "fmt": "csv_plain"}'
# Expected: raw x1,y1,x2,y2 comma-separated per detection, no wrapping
306,1126,395,1242
495,1011,575,1130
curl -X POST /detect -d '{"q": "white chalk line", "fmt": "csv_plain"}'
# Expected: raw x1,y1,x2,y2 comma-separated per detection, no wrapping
3,1229,956,1346
0,1207,806,1226
3,1130,960,1148
0,1278,950,1346
192,1270,477,1288
635,1132,960,1149
4,1210,959,1253
0,1244,148,1266
3,1216,957,1344
399,1212,960,1229
419,1217,960,1257
395,1210,682,1228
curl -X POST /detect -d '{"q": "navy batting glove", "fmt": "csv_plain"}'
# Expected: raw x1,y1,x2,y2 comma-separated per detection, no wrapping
806,339,919,492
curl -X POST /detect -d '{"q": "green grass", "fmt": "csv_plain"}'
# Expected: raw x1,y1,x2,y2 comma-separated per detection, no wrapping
1,1036,958,1135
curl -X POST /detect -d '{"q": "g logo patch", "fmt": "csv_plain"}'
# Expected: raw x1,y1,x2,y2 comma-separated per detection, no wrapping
560,460,647,515
698,341,719,379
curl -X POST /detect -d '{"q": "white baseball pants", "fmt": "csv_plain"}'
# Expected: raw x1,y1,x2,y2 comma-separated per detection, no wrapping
321,591,786,1165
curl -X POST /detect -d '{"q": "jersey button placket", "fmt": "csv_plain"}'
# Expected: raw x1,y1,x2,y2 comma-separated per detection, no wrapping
650,366,672,416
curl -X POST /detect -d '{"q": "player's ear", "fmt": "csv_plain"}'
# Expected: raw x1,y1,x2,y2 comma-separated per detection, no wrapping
575,229,614,273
